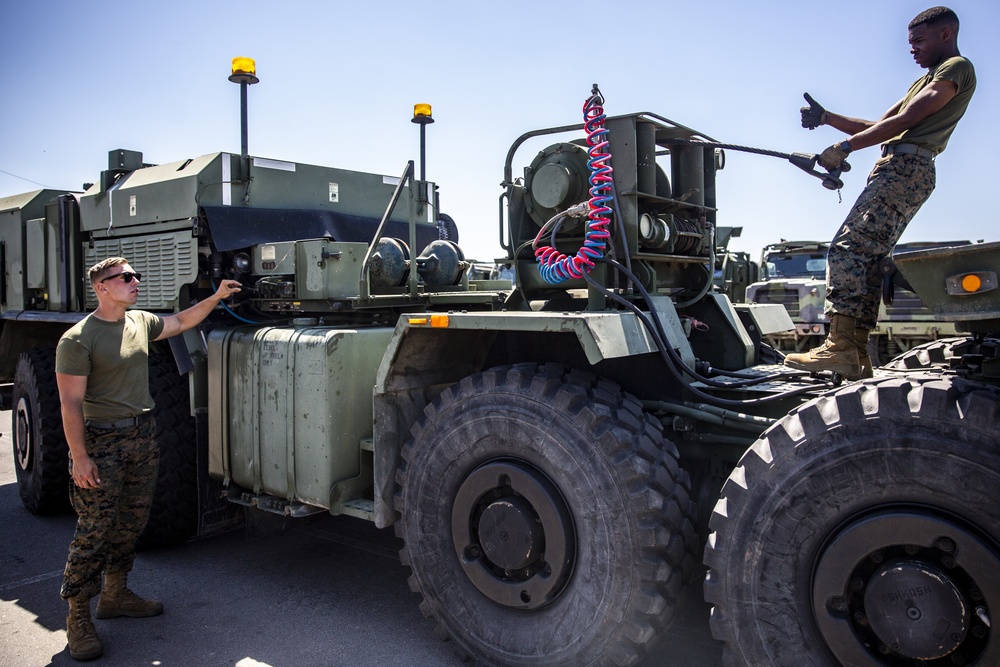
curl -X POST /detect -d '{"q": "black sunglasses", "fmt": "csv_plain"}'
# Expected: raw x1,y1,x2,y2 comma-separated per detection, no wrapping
101,271,142,284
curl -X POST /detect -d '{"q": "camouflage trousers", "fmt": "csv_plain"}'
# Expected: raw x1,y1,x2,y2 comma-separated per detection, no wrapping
825,153,936,330
61,417,159,600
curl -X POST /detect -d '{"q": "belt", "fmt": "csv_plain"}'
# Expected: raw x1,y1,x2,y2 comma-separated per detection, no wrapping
882,143,935,160
85,412,152,430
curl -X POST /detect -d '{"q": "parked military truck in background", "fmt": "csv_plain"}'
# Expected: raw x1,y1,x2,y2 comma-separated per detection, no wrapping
871,240,972,364
745,240,828,351
746,239,972,365
4,68,999,666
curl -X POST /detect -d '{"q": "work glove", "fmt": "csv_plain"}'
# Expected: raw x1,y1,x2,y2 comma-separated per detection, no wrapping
818,143,849,171
801,93,828,130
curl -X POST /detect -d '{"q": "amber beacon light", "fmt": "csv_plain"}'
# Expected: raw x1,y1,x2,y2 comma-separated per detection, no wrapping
411,103,434,182
229,57,259,181
413,103,433,120
229,57,259,84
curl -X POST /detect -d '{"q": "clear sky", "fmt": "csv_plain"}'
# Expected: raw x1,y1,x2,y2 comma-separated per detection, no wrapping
1,0,995,263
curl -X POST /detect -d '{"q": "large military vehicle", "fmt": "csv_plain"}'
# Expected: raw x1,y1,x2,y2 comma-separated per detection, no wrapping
871,240,973,364
747,239,972,365
744,240,829,351
3,67,999,666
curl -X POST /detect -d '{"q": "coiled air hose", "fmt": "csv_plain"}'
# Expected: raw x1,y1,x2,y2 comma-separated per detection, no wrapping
534,87,613,283
529,87,838,408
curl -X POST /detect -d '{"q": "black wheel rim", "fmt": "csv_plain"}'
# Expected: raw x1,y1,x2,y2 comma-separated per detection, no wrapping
14,396,32,472
451,459,575,610
813,510,998,665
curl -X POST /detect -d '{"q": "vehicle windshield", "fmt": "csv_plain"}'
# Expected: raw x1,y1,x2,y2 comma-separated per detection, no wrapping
765,253,826,279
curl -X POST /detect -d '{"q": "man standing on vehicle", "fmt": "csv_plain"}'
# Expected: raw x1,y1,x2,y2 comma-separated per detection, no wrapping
55,257,241,661
784,6,975,380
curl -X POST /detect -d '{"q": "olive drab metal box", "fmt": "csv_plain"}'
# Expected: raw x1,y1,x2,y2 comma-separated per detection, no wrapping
207,324,394,513
0,189,82,313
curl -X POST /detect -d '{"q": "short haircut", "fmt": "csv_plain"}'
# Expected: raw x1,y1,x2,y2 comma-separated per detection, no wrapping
88,257,128,285
909,6,959,30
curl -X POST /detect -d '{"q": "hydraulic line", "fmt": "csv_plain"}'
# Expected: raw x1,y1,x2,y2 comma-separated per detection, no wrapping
642,400,776,433
534,86,613,283
582,258,836,409
673,259,714,310
211,277,263,324
532,202,590,249
594,257,802,388
608,177,633,292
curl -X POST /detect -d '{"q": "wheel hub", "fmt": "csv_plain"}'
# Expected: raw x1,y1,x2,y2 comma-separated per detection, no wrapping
477,497,543,570
15,396,32,471
863,560,967,659
452,460,575,610
813,511,997,665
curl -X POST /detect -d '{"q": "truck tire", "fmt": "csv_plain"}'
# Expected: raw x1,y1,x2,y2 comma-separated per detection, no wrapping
704,375,1000,667
136,346,197,550
882,336,996,371
394,363,696,666
12,348,71,514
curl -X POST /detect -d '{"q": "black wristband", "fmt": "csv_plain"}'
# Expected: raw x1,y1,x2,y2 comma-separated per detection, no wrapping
839,140,853,154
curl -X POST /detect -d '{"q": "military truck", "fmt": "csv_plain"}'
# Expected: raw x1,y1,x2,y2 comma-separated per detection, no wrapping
871,240,972,364
4,71,999,665
744,240,829,352
747,239,973,365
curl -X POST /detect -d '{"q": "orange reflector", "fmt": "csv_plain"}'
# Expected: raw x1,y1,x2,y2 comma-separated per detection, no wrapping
946,270,996,295
430,314,450,328
961,273,982,293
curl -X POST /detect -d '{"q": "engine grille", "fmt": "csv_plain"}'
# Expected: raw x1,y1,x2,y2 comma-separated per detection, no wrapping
750,287,801,318
85,230,199,311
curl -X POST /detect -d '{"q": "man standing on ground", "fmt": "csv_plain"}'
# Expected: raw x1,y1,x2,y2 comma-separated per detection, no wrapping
56,257,241,660
784,6,976,380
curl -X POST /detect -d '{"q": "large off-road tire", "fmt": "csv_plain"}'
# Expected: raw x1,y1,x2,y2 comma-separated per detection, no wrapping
704,375,1000,666
395,363,696,666
882,336,997,371
12,347,71,514
136,345,198,550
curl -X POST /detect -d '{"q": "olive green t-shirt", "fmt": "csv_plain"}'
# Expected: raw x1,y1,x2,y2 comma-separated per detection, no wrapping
55,310,165,421
887,56,976,156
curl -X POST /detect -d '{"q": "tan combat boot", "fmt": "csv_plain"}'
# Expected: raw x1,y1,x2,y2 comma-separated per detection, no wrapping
784,314,863,380
854,326,874,379
67,596,103,661
96,571,164,619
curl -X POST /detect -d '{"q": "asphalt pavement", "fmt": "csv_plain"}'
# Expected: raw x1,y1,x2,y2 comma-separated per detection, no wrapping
0,407,723,666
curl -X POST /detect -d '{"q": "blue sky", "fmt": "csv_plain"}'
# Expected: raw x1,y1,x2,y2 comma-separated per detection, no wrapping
1,0,995,262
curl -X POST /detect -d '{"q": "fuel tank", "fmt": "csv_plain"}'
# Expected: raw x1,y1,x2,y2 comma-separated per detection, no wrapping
207,323,393,510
